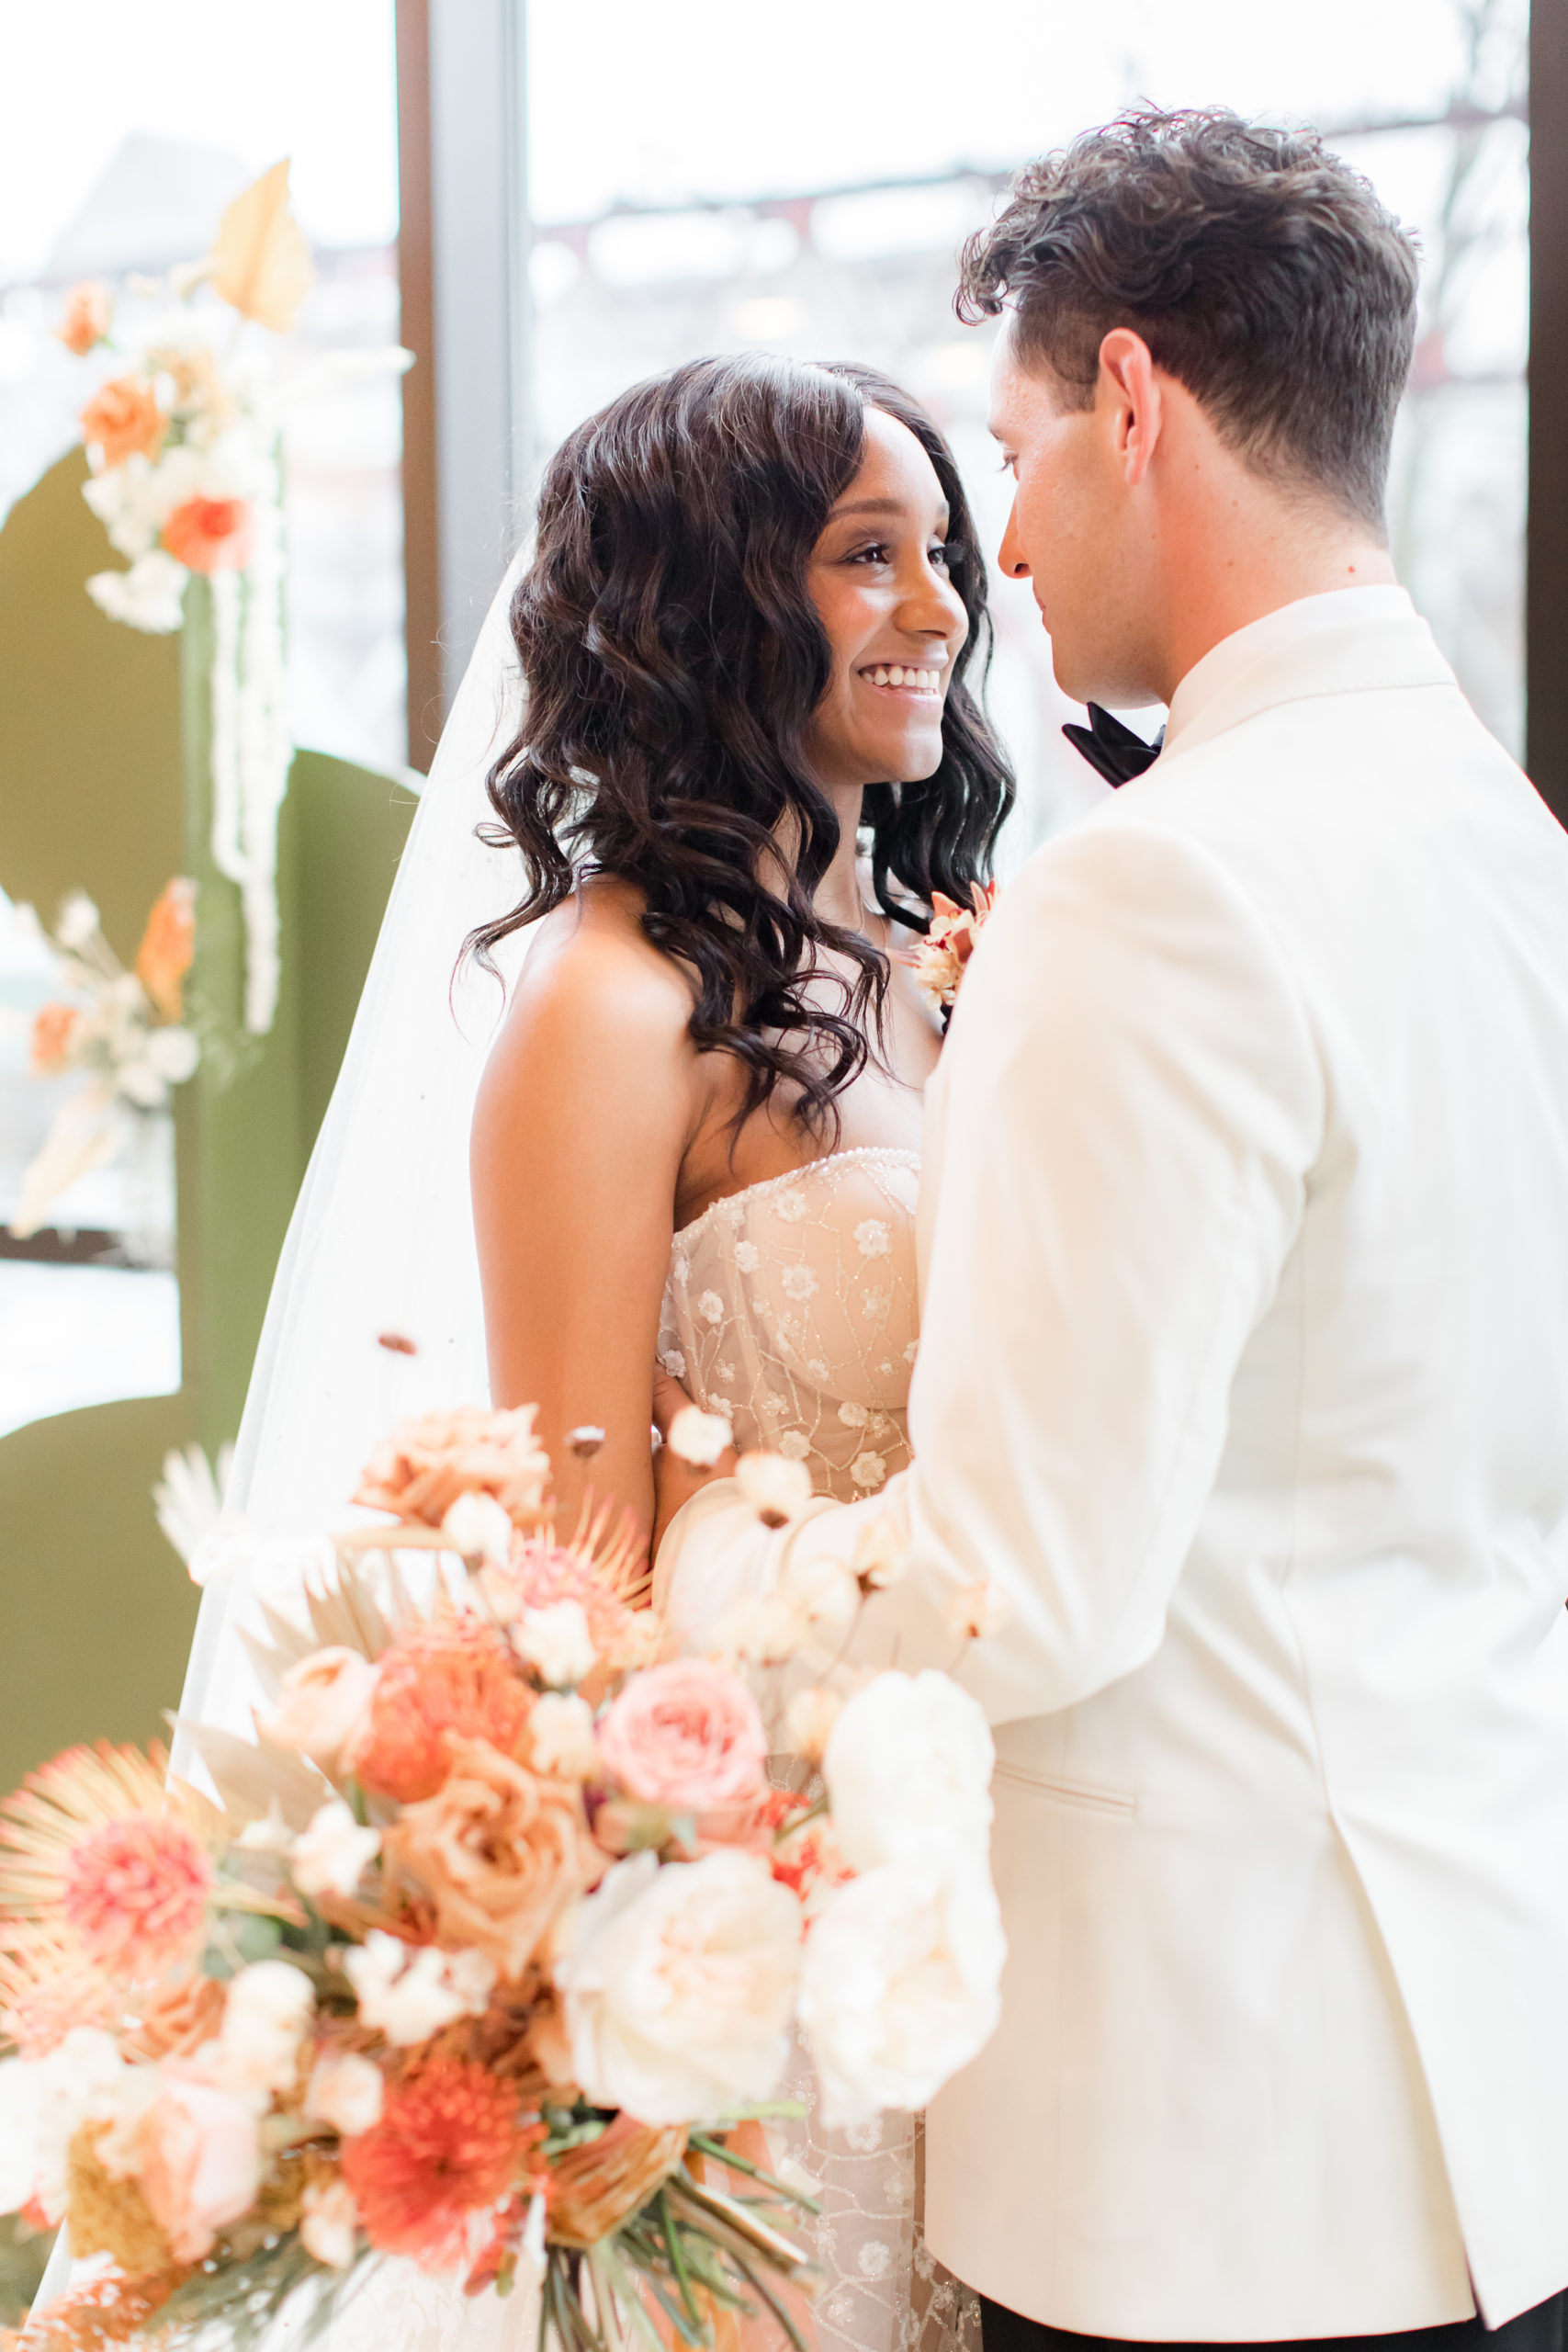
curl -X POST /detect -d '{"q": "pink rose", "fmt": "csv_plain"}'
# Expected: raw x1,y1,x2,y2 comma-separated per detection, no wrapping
596,1659,767,1816
137,2075,261,2261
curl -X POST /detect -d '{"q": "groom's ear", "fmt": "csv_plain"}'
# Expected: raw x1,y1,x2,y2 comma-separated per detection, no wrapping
1097,330,1163,490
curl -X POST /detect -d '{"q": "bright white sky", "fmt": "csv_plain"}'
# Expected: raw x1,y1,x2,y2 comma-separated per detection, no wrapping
0,0,1498,281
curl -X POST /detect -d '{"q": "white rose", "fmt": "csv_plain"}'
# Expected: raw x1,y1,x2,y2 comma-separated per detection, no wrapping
823,1669,993,1873
442,1489,514,1566
529,1690,601,1780
85,551,188,634
799,1861,1006,2128
218,1961,314,2101
736,1451,813,1528
301,2177,359,2267
558,1849,802,2125
344,1931,495,2045
305,2051,384,2137
258,1648,379,1770
513,1599,596,1689
667,1405,733,1468
290,1800,381,1900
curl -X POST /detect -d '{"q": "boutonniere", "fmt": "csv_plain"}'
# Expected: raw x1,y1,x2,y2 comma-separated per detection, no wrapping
905,881,998,1014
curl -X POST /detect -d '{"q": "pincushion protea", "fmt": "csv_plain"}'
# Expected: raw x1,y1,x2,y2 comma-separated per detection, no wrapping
0,1741,220,1984
340,2057,523,2270
346,1620,534,1805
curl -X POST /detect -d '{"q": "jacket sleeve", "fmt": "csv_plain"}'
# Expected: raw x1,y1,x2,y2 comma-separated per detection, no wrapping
655,814,1325,1726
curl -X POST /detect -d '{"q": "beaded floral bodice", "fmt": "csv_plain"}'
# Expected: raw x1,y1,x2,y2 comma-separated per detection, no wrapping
658,1146,920,1501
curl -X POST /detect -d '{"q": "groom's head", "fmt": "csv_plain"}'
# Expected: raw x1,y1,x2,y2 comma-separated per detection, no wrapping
962,109,1418,706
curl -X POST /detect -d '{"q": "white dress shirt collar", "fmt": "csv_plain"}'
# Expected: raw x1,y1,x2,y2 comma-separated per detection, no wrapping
1163,585,1422,759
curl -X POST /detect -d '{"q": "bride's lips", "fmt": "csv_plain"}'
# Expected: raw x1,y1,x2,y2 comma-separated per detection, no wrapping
856,662,945,699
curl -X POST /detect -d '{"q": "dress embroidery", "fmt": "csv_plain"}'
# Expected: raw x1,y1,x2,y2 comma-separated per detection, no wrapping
659,1147,979,2352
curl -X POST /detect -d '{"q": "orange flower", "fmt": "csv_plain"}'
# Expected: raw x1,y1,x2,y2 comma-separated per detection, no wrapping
80,376,167,467
56,283,112,356
133,877,197,1023
30,1001,84,1075
384,1737,601,1980
346,1619,533,1805
341,2058,522,2272
161,497,254,575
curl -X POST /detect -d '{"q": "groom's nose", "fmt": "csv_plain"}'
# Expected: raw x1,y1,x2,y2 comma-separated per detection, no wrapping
998,500,1032,580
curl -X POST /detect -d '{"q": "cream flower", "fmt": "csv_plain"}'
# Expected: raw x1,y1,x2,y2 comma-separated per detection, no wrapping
781,1552,859,1642
217,1960,314,2101
837,1400,869,1429
86,551,188,634
513,1599,597,1689
667,1405,733,1468
442,1489,515,1566
529,1691,602,1780
697,1291,725,1326
290,1800,381,1900
850,1452,887,1492
785,1685,843,1764
344,1930,497,2046
305,2050,384,2137
942,1579,1015,1642
557,1849,802,2124
799,1861,1005,2127
780,1264,819,1302
736,1450,813,1529
823,1670,993,1874
301,2177,359,2267
258,1647,379,1770
852,1513,908,1590
777,1430,810,1462
854,1219,891,1260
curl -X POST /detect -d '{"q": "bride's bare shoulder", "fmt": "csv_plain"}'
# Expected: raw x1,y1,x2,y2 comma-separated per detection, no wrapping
475,875,695,1126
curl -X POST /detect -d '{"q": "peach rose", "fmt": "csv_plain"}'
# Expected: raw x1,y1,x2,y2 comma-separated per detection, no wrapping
596,1658,767,1816
161,496,254,575
257,1646,378,1770
56,283,111,356
355,1406,550,1529
136,2075,261,2262
80,377,166,468
383,1736,600,1981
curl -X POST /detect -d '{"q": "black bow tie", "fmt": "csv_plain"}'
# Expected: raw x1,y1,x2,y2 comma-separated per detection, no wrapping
1063,703,1165,788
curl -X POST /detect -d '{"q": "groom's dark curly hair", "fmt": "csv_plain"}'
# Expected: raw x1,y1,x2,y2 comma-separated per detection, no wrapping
957,107,1419,537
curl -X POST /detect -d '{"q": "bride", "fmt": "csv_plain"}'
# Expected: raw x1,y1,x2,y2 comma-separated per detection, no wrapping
171,350,1012,2352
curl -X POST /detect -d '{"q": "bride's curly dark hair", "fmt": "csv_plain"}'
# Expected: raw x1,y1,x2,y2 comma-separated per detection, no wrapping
469,353,1014,1136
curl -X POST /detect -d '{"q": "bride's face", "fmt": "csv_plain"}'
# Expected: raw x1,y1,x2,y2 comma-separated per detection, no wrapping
802,408,969,794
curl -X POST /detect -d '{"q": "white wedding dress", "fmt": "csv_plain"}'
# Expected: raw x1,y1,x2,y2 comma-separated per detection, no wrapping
660,1146,980,2352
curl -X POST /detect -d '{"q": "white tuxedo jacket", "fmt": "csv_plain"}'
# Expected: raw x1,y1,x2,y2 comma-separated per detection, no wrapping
659,588,1568,2340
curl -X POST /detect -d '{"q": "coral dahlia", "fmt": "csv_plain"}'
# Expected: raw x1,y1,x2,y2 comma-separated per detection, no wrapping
62,1815,213,1976
0,1743,218,1983
341,2058,522,2272
347,1619,532,1804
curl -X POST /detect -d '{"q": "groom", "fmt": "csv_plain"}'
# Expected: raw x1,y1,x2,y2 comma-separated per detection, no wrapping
660,109,1568,2351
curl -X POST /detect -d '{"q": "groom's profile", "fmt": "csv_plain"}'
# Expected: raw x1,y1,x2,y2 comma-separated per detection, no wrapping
660,107,1568,2352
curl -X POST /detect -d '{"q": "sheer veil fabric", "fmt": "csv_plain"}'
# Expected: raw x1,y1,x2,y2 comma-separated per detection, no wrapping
170,550,532,1761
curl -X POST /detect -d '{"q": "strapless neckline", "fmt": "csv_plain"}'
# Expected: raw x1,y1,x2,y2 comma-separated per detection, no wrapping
675,1144,921,1242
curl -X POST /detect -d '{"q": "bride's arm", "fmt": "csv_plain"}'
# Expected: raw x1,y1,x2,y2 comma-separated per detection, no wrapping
471,912,696,1537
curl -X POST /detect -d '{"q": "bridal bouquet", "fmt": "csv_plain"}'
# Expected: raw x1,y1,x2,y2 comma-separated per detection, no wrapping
10,882,198,1242
0,1408,1003,2352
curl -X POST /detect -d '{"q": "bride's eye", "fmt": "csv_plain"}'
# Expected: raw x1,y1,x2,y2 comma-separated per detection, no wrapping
846,541,893,566
929,542,950,568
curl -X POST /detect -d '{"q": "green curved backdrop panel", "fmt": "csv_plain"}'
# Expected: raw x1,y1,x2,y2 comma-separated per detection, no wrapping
0,449,417,1796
